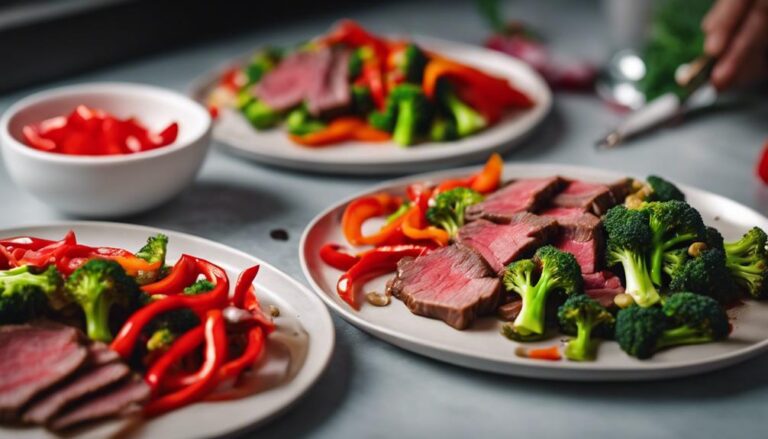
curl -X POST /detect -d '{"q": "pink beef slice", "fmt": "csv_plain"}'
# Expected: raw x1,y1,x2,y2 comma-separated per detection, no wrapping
583,271,625,308
551,178,634,215
457,213,559,274
497,298,522,321
540,207,603,273
386,245,502,330
306,49,351,115
48,377,150,431
466,177,566,223
0,322,88,422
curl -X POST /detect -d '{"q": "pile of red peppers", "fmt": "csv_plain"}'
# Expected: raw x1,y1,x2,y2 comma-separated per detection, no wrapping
321,154,503,309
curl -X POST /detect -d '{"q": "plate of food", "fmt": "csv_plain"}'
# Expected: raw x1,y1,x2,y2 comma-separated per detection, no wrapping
191,20,551,174
0,222,334,438
300,154,768,380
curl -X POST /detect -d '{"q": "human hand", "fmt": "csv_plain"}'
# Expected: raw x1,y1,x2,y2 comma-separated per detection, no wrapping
702,0,768,90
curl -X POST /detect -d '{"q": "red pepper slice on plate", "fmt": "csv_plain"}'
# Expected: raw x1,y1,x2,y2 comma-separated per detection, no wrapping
231,265,260,309
141,255,198,295
319,243,360,271
145,325,205,391
435,153,503,195
757,141,768,184
337,245,430,309
144,310,228,417
342,193,403,246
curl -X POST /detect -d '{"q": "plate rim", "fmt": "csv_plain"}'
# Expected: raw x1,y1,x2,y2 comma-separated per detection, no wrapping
0,220,335,437
299,162,768,381
189,36,553,174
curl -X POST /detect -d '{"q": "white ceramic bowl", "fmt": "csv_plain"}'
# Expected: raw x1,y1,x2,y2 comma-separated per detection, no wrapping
0,83,212,217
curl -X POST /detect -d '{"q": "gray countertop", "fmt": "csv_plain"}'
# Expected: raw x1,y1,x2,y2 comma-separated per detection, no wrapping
1,1,767,438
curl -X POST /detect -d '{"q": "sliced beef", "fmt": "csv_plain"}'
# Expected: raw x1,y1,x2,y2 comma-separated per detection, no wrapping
0,322,88,422
87,342,120,366
551,180,616,215
387,245,502,330
457,213,558,274
466,177,565,223
254,46,350,115
607,178,634,204
23,362,130,425
497,298,522,321
541,207,604,273
583,271,625,308
48,377,150,431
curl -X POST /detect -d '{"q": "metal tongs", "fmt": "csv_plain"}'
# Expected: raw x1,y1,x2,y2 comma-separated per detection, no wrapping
596,56,717,149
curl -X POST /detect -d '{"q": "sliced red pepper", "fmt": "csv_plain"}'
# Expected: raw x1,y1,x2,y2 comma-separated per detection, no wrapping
757,141,768,185
142,256,197,295
145,325,205,391
231,265,260,309
337,245,430,309
319,243,360,271
144,310,227,417
156,122,179,147
341,193,403,246
361,61,387,110
434,154,503,195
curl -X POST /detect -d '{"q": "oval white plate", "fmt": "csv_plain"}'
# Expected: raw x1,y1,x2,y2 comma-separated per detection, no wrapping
190,37,552,174
0,222,334,439
300,163,768,381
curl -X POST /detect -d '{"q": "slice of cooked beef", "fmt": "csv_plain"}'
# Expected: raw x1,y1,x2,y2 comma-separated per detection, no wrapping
23,362,130,425
387,245,502,330
583,271,625,308
607,178,634,204
466,177,565,223
87,342,120,366
457,213,558,274
48,377,150,431
551,180,617,215
541,207,603,273
254,47,335,111
306,49,351,115
0,322,88,422
497,298,522,321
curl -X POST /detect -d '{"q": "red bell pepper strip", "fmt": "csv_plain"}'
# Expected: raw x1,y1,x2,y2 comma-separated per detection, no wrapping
231,265,260,309
111,257,229,359
525,345,562,361
289,117,390,146
144,310,228,417
361,61,388,110
342,193,403,246
401,207,451,246
757,141,768,184
435,153,503,195
323,20,389,57
319,243,360,271
142,256,198,295
145,325,205,391
337,245,430,309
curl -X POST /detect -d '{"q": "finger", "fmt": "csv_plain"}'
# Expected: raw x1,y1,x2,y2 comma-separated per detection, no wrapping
702,0,754,56
711,6,768,89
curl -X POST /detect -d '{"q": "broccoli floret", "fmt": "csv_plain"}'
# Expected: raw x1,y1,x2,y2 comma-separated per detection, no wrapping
604,206,661,308
134,234,168,285
243,99,281,130
351,85,374,115
669,249,739,304
64,259,141,342
0,265,63,324
662,248,689,278
705,226,725,253
368,99,397,132
245,48,281,85
183,279,215,295
388,84,432,146
557,295,615,361
436,82,487,137
647,175,685,202
429,117,458,142
641,201,706,286
723,227,768,299
392,44,429,83
619,292,729,359
502,246,583,339
425,188,484,237
286,106,326,136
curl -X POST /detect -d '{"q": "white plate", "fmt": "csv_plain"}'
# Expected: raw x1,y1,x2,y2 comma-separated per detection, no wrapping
0,222,334,439
300,163,768,381
190,37,552,174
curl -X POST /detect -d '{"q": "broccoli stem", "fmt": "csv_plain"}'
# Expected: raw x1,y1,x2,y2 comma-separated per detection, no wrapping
565,320,597,362
393,100,418,146
656,325,712,349
616,249,660,307
650,232,699,285
83,296,113,342
443,92,485,137
512,270,551,336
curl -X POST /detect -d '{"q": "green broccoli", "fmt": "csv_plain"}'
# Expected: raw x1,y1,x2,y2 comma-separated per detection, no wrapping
617,292,729,359
425,188,484,237
63,259,142,342
286,106,326,136
557,295,615,361
392,44,429,83
641,201,706,286
0,265,63,324
662,247,689,278
603,206,661,308
348,46,372,79
134,234,168,285
502,246,583,340
143,279,214,353
646,175,686,202
669,249,738,304
436,82,487,137
368,99,397,132
386,201,411,224
705,226,725,253
723,227,768,299
245,48,281,85
389,84,432,146
351,85,374,115
429,117,459,142
183,279,215,295
242,99,281,130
